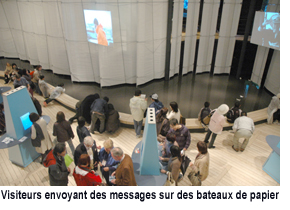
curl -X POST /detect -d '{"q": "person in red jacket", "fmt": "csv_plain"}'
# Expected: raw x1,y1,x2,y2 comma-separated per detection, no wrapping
73,154,102,186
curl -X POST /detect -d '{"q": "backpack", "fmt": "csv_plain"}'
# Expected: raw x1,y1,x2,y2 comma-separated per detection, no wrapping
227,107,240,123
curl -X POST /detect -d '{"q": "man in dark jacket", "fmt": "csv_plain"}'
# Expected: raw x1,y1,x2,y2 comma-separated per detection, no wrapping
90,96,109,133
43,143,70,186
167,118,191,153
69,93,100,124
149,93,164,115
74,136,100,171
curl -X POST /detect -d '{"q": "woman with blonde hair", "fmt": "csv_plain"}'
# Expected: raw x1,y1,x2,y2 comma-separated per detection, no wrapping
98,139,119,185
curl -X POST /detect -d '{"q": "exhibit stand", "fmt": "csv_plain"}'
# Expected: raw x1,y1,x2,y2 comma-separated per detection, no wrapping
263,135,280,183
131,108,166,186
0,86,50,167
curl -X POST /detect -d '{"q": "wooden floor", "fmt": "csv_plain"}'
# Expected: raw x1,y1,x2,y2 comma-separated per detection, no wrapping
0,80,280,186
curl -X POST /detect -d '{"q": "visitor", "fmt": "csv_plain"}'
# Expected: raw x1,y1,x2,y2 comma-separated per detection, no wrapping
43,143,70,186
76,116,90,143
74,136,100,171
90,96,109,134
31,96,42,116
198,101,211,130
13,75,30,89
227,101,242,123
39,75,50,98
105,104,120,133
29,112,53,163
32,65,42,95
156,107,170,142
0,104,5,134
98,139,119,185
204,104,229,149
129,89,147,138
167,118,191,153
73,154,102,186
166,102,181,123
69,93,100,124
267,93,280,124
4,63,12,84
110,147,137,186
232,112,255,152
22,69,32,84
159,133,178,171
43,83,65,107
149,93,164,114
188,141,209,186
161,145,182,186
53,111,75,155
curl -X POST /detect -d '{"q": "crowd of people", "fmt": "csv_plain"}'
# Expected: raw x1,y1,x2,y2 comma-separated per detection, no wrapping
1,62,280,186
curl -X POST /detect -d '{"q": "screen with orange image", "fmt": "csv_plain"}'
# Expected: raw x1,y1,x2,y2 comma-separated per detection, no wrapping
84,10,113,46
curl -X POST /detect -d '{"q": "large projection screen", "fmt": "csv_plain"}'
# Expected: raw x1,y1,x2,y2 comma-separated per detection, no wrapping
83,9,113,46
251,11,280,50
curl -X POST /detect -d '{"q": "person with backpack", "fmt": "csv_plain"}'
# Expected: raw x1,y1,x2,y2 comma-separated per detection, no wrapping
198,102,212,130
29,112,53,163
227,102,242,123
43,143,70,186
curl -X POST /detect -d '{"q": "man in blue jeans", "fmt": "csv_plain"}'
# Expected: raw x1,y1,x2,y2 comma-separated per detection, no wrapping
90,96,109,134
129,89,147,138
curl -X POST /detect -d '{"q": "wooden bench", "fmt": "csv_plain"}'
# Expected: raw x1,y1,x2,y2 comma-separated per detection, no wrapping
0,71,268,132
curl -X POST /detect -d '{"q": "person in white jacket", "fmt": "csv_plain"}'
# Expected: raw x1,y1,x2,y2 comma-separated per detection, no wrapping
129,89,147,138
232,112,255,152
267,93,280,124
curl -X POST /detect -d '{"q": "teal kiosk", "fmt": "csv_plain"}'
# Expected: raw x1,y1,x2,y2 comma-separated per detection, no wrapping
0,86,41,167
131,108,166,185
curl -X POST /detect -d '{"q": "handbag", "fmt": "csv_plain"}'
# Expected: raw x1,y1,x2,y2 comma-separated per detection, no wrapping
202,110,215,125
180,115,186,125
180,155,191,175
188,171,201,186
163,172,176,186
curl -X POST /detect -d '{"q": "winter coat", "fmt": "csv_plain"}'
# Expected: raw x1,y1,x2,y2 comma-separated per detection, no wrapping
190,152,209,181
43,150,69,186
106,109,120,133
208,111,227,134
149,101,164,114
73,166,102,186
31,118,53,154
167,125,191,150
80,94,100,123
53,120,74,142
129,96,147,121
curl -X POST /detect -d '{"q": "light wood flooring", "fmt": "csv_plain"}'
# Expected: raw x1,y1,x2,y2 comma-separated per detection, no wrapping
0,80,280,186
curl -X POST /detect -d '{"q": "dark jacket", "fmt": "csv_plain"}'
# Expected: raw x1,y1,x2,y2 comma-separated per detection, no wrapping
80,94,100,123
53,120,74,142
167,125,191,150
43,150,69,186
32,97,42,116
90,98,108,115
76,126,90,143
168,156,181,185
74,142,99,169
156,118,170,136
105,110,120,133
149,101,164,114
98,147,119,172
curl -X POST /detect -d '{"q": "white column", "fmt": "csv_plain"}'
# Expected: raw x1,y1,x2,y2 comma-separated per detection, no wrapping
196,0,220,73
214,0,242,74
182,0,200,75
